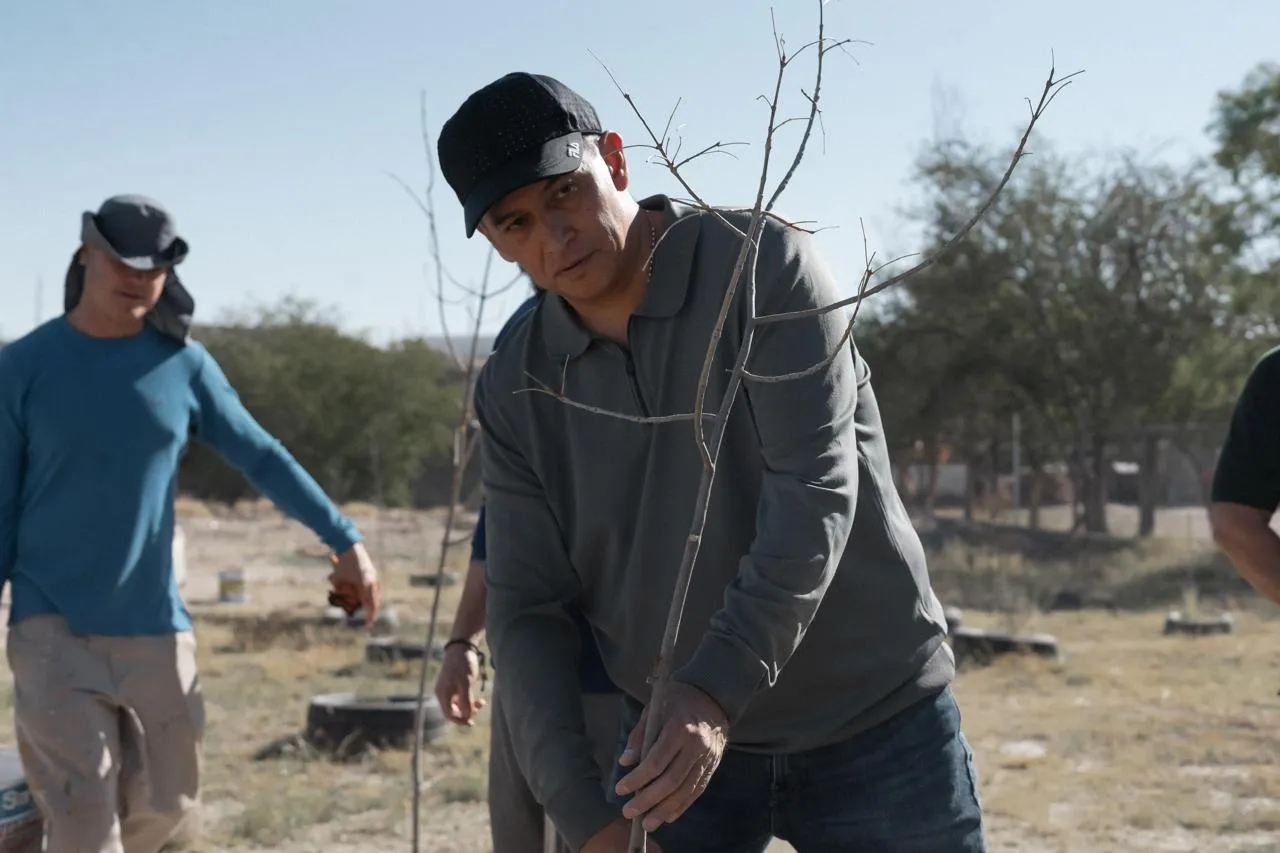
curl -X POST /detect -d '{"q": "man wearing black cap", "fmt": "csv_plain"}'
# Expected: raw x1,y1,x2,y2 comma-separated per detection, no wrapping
438,74,985,853
0,194,381,853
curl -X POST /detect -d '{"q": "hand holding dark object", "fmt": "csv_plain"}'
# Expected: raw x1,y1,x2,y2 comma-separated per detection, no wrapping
326,543,380,627
614,682,729,833
327,586,359,614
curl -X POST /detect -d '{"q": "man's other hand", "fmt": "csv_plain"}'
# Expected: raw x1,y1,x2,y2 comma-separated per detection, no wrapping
328,542,381,628
614,682,729,832
435,642,486,725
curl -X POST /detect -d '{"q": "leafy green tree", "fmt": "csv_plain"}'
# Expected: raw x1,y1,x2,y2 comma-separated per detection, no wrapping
1208,61,1280,257
885,137,1244,534
179,297,461,507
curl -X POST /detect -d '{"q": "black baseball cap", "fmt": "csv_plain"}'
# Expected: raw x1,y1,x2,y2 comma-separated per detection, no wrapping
438,72,603,237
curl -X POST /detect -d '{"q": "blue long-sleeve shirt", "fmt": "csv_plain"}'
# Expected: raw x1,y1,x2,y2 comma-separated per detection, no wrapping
0,318,362,636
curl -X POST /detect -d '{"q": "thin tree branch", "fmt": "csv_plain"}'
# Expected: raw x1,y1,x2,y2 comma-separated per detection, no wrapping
626,4,827,849
516,371,717,425
402,92,512,853
591,51,750,241
740,219,877,383
755,63,1084,327
384,92,474,374
768,19,841,211
672,140,751,171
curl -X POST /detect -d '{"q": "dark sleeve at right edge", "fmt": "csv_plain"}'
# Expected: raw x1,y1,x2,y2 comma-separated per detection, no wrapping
1212,347,1280,511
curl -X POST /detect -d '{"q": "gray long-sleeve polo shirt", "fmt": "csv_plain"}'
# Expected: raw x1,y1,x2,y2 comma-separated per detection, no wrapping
474,194,954,849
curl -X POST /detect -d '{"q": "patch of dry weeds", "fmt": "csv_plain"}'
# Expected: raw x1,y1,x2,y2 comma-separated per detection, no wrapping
190,583,491,850
4,505,1280,853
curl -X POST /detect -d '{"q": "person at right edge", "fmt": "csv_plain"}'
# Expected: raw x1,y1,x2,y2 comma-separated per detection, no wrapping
1211,347,1280,604
437,72,986,852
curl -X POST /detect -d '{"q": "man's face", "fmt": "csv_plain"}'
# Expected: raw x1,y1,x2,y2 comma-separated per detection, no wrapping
478,132,634,303
79,245,168,322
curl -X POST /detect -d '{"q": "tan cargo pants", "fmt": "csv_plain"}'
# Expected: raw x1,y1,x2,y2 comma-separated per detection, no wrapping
488,676,623,853
5,614,204,853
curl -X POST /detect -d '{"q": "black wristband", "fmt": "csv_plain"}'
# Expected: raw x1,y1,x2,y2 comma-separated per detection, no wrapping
443,639,489,693
444,638,482,656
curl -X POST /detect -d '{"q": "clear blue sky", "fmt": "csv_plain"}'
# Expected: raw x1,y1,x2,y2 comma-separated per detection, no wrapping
2,0,1276,345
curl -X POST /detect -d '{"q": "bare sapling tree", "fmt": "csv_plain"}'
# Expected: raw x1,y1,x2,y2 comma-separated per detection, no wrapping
523,4,1081,849
387,93,525,853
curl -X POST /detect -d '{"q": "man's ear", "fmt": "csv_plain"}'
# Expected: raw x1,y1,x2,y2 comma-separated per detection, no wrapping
598,131,629,191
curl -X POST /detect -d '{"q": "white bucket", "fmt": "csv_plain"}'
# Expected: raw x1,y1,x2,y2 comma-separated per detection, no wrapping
0,746,43,852
218,569,247,603
172,524,188,591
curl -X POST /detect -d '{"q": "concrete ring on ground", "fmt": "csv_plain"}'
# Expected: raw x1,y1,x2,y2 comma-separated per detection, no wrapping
320,605,400,634
408,572,459,588
1162,610,1233,636
949,626,1060,667
304,693,449,756
364,636,445,664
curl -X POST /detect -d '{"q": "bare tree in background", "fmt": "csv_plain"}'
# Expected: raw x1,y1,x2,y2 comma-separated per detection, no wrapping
387,100,524,853
514,4,1080,849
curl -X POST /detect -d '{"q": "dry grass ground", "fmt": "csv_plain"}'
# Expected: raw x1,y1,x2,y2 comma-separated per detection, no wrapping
954,608,1280,853
0,500,1278,852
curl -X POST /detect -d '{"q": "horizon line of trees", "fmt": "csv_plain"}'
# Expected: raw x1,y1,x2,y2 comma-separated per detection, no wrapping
2,62,1277,533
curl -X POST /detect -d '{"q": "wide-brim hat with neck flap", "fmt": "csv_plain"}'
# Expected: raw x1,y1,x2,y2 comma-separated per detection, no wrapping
65,193,197,343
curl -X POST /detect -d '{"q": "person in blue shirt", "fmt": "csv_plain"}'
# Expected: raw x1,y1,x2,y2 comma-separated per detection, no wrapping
434,286,622,853
0,194,381,853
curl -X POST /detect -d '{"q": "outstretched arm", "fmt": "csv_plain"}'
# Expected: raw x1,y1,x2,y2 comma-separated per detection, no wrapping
190,347,362,555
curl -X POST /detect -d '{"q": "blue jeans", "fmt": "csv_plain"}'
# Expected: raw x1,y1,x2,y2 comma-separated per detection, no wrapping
607,686,986,853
